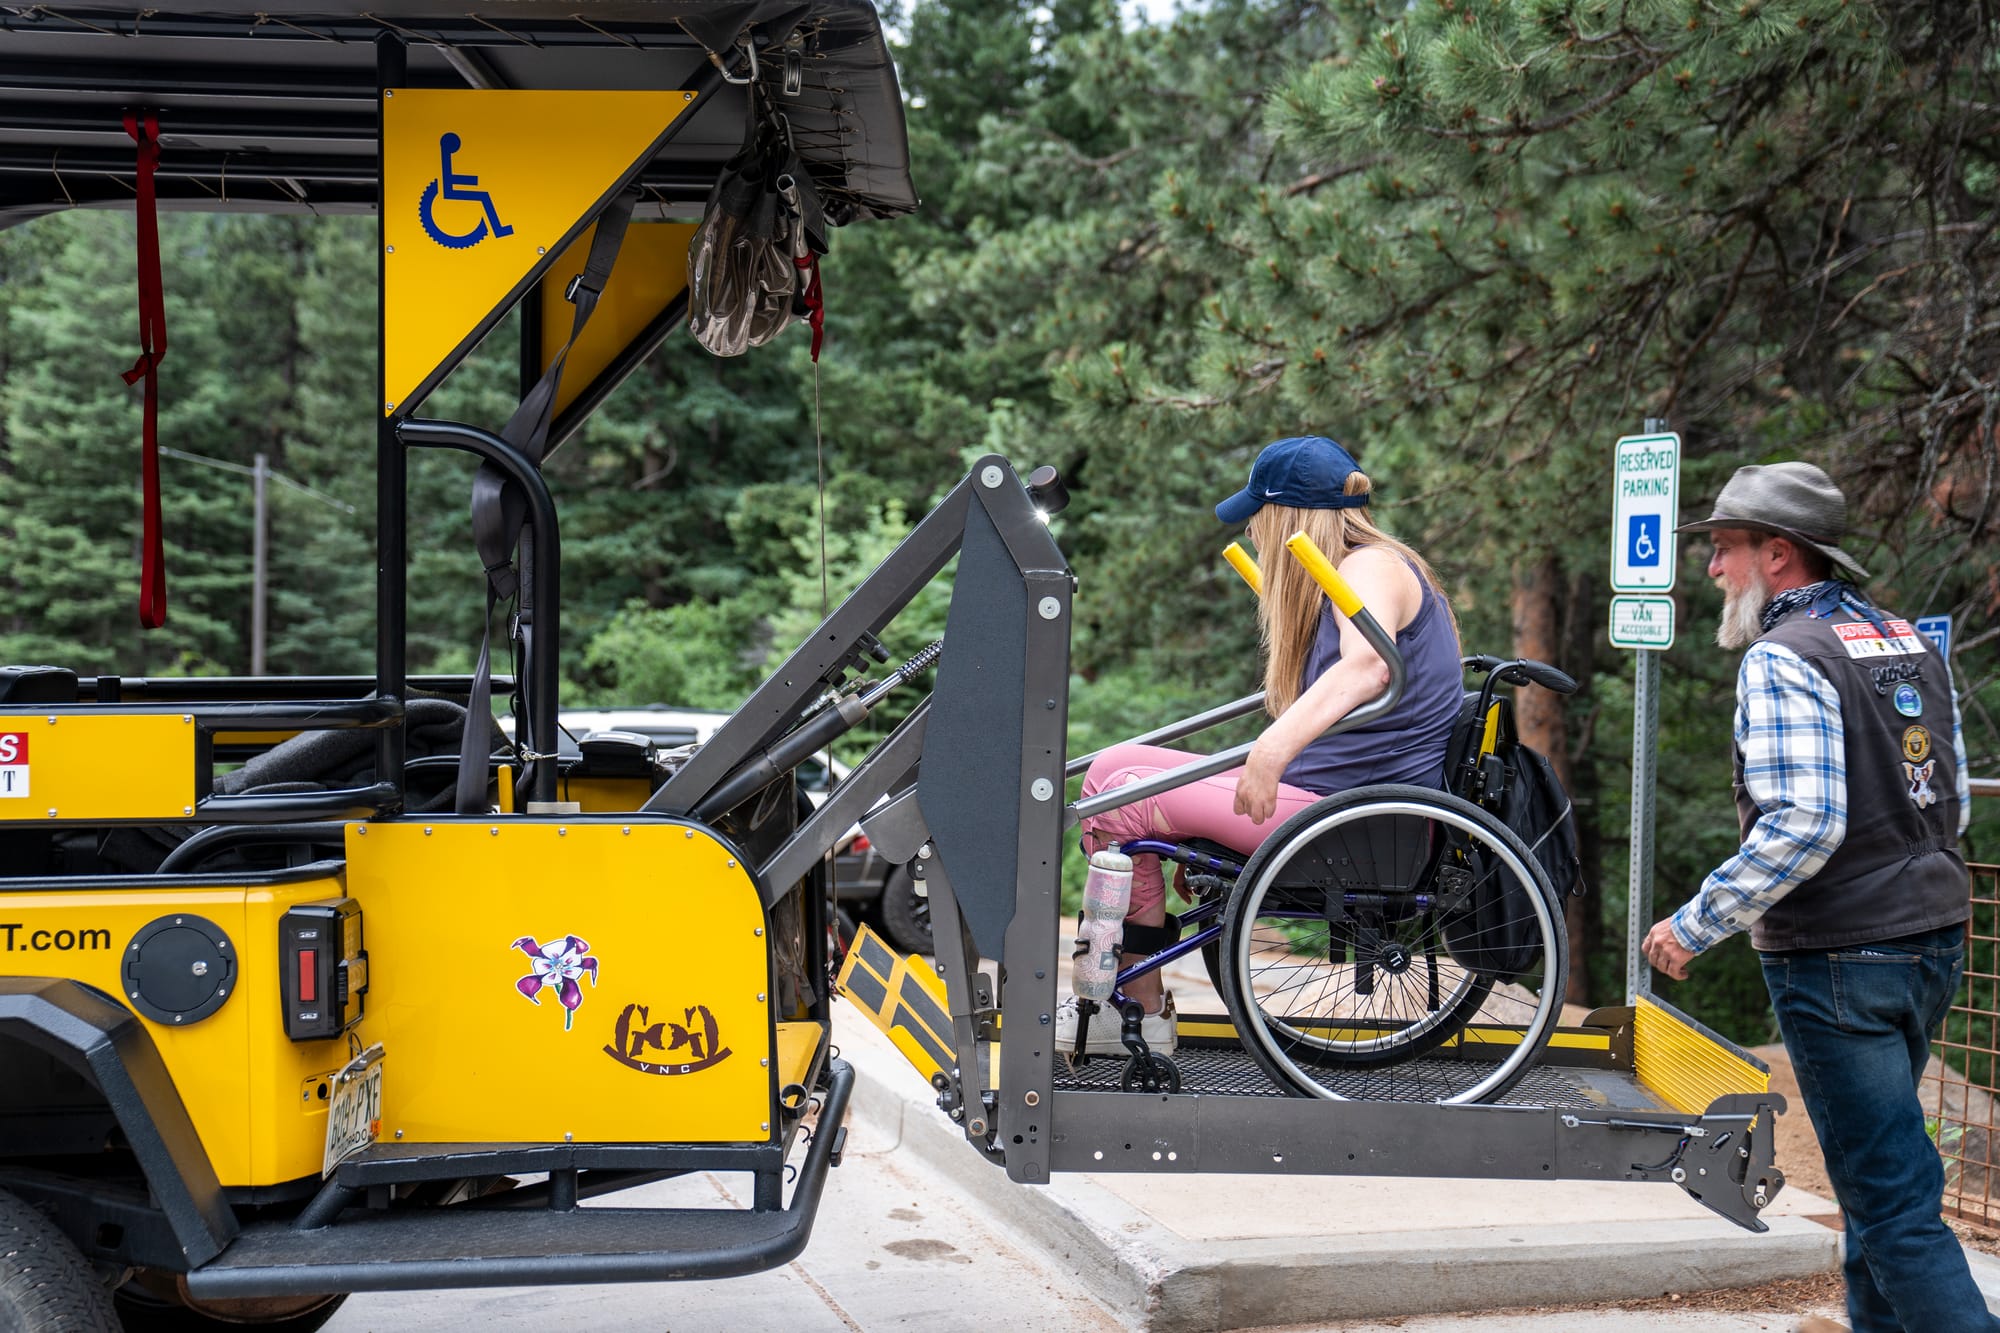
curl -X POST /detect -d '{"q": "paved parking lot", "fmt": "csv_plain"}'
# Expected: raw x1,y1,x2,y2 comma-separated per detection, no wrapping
328,1092,1127,1333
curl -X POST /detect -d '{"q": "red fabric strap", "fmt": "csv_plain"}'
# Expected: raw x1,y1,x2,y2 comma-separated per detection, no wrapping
794,253,824,362
122,112,167,629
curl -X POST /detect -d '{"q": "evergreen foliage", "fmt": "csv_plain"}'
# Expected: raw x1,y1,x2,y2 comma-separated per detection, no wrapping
0,0,1992,1041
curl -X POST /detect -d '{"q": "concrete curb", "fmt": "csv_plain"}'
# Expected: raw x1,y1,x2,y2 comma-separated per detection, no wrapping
844,1033,1157,1320
1966,1245,2000,1316
838,1018,1841,1331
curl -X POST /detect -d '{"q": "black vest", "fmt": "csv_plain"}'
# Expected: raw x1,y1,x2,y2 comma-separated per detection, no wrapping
1737,604,1969,952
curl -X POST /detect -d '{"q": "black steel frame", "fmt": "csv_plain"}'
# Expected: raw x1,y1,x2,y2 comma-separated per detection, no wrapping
366,44,722,812
183,1060,855,1298
394,418,562,804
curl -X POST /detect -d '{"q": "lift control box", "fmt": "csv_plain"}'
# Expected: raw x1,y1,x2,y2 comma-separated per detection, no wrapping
279,898,367,1041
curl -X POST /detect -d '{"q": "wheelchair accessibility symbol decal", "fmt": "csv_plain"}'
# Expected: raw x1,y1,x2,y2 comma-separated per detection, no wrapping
419,133,515,250
1627,515,1661,568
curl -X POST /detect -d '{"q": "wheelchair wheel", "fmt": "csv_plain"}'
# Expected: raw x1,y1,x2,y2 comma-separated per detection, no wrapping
1219,784,1566,1105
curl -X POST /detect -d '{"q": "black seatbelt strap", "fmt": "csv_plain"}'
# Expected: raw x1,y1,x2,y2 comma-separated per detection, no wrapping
455,188,642,814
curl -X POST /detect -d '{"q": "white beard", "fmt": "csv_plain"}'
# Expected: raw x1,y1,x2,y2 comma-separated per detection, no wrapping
1716,567,1774,650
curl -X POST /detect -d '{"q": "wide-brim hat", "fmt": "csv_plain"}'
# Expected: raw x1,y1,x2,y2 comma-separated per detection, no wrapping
1676,461,1869,583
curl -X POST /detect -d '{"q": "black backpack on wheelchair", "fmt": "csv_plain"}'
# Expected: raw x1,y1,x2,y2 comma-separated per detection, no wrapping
1437,657,1584,981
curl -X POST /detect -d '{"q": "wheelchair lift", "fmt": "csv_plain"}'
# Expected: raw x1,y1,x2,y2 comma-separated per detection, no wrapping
663,452,1787,1234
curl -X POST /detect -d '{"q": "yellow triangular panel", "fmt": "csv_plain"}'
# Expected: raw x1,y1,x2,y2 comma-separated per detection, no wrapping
382,89,695,416
538,221,698,417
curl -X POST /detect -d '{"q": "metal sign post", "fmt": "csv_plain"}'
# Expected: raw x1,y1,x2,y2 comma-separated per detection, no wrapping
1616,419,1680,1001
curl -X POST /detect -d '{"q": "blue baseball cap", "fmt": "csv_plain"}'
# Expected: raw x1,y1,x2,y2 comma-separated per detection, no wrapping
1214,436,1370,525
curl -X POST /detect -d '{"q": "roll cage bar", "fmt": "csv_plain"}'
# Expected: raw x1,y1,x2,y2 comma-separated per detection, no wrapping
0,0,916,811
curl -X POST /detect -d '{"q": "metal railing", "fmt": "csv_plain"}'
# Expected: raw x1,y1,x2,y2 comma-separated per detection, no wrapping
1932,856,1999,1229
1933,777,1998,1227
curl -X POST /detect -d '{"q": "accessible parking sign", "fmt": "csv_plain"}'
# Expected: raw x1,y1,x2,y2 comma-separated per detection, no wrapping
1609,595,1676,651
1611,433,1680,592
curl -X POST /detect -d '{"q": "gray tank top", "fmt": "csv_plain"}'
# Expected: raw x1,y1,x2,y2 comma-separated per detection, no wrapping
1280,560,1461,795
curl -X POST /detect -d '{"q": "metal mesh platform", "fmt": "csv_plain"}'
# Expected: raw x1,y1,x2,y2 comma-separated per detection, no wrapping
1053,1042,1610,1108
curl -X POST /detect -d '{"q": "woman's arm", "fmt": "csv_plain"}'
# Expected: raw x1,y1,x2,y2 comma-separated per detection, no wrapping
1232,546,1424,823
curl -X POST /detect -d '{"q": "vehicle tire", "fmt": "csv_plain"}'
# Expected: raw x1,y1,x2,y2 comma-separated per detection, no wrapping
0,1188,119,1332
1219,784,1566,1105
876,865,933,955
114,1275,347,1331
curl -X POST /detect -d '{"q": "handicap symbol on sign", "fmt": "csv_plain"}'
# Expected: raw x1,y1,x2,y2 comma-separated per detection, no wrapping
1915,614,1951,658
418,133,515,250
1628,515,1661,568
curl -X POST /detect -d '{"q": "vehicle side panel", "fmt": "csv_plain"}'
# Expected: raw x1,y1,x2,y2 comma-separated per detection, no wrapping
342,820,775,1147
0,876,348,1188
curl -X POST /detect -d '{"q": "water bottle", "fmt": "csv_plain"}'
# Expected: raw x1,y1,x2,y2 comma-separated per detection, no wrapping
1072,848,1133,1002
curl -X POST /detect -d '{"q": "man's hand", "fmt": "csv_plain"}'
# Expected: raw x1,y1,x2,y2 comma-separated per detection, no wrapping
1643,918,1696,981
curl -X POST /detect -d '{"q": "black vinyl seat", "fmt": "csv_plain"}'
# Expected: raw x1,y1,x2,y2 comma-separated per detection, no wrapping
0,666,78,704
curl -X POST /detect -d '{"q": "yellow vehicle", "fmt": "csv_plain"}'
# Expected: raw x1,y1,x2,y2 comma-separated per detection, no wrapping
0,4,1786,1329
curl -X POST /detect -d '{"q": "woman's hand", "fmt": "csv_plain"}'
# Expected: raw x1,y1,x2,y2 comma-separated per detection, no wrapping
1233,740,1285,825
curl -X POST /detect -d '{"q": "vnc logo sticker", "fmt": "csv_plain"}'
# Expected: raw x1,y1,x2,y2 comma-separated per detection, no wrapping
604,1002,732,1076
419,132,515,250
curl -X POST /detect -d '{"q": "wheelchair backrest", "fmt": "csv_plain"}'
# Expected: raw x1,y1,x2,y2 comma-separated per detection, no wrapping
1442,689,1516,807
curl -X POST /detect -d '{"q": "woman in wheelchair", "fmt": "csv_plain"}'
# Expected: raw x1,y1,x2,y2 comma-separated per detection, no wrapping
1059,435,1465,1058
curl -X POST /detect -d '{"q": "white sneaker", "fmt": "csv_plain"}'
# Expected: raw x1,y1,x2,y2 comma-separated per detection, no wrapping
1054,992,1177,1057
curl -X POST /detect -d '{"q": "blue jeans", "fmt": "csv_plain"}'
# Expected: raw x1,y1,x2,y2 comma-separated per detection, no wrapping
1762,924,1995,1332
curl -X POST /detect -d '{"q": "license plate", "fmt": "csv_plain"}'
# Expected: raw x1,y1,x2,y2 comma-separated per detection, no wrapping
322,1044,384,1176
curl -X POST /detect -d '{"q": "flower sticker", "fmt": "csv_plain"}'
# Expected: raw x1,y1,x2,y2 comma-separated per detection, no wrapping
511,934,599,1031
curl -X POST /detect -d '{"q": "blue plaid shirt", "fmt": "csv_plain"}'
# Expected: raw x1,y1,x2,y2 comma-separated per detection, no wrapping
1670,640,1972,953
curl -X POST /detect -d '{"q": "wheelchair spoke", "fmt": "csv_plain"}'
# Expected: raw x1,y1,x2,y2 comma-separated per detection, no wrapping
1220,785,1566,1104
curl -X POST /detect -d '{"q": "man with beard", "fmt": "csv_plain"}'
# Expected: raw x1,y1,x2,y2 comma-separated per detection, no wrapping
1642,461,1988,1333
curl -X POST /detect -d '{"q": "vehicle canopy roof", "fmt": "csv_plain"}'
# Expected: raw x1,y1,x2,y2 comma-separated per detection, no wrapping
0,0,917,230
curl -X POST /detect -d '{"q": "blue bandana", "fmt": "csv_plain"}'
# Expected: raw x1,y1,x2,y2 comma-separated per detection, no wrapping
1760,579,1891,636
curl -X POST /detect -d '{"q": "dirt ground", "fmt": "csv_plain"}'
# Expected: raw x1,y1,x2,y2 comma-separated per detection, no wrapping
1749,1043,1835,1206
1424,1271,1849,1322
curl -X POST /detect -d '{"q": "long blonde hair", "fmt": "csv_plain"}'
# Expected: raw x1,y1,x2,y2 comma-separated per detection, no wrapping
1247,472,1457,716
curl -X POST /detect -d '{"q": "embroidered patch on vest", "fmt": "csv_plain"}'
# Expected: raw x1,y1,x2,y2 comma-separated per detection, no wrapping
1892,683,1923,717
1904,759,1939,808
1836,619,1927,659
1870,661,1922,696
1902,725,1932,763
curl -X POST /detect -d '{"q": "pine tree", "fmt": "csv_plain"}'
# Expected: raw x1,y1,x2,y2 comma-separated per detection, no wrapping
1048,0,1998,1012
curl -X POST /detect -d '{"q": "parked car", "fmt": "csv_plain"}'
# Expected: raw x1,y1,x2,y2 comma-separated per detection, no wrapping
521,707,932,954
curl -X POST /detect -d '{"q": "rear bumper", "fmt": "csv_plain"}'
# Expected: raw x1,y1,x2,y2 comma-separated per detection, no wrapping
185,1059,854,1297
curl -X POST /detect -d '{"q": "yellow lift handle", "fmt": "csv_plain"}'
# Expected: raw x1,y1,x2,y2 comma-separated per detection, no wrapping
1071,531,1403,825
1222,541,1262,597
1280,532,1407,722
1282,532,1367,619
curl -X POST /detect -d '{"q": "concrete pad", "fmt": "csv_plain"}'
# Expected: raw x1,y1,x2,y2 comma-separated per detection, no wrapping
1967,1245,2000,1316
837,1011,1841,1332
331,1047,1128,1333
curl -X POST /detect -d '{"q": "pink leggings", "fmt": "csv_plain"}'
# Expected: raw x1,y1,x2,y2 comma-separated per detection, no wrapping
1077,742,1325,923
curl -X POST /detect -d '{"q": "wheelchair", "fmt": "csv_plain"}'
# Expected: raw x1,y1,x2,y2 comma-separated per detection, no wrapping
1074,654,1580,1106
